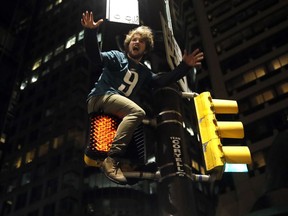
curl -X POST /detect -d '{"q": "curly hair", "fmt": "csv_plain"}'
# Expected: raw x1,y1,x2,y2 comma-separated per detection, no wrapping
124,26,154,53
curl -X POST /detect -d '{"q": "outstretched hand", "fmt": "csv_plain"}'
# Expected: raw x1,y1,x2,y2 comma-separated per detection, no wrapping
182,49,204,68
81,11,103,29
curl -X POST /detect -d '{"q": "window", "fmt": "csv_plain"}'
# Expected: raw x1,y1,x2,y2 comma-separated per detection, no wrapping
277,82,288,95
25,149,36,164
32,58,42,70
31,74,38,83
46,4,53,12
21,171,31,185
65,52,74,61
262,90,275,102
20,79,28,90
42,67,50,76
78,30,84,41
54,44,64,55
52,135,64,149
38,142,49,157
269,58,281,70
0,134,7,144
1,200,13,215
14,157,22,169
7,178,17,193
55,0,62,5
65,35,76,49
44,52,53,63
279,53,288,66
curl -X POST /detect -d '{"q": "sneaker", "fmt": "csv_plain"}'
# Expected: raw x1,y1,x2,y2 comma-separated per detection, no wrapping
102,156,127,184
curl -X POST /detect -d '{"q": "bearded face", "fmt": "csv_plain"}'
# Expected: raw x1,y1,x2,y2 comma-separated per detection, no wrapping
127,33,147,62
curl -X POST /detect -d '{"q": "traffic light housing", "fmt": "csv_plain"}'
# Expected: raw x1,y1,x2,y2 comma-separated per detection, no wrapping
194,92,251,179
84,114,120,167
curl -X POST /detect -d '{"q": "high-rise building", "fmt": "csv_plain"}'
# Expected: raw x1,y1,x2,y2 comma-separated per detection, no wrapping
168,0,288,215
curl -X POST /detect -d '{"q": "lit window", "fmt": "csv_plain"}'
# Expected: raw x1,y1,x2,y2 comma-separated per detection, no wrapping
44,52,53,63
0,133,6,144
46,4,53,12
251,94,264,106
269,58,281,70
20,79,28,90
278,82,288,95
243,70,256,83
52,136,63,149
38,142,49,157
54,44,64,55
255,66,266,78
14,157,22,169
66,36,76,49
31,74,38,83
78,30,84,41
279,53,288,67
55,0,62,5
262,90,275,102
25,149,36,164
32,58,42,70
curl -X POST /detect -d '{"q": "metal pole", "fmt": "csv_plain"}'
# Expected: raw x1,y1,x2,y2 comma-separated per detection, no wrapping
153,84,199,216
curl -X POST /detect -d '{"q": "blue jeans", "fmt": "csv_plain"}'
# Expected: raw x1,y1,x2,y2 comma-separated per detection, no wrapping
87,94,146,157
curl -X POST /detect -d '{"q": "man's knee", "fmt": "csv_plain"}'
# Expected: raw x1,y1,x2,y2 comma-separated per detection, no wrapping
134,107,146,120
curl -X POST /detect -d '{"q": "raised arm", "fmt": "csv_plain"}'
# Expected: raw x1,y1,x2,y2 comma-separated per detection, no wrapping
81,11,104,67
152,48,204,87
81,11,103,29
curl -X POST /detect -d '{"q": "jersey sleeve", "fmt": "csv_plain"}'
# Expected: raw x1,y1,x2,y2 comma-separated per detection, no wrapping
84,28,103,68
151,61,193,87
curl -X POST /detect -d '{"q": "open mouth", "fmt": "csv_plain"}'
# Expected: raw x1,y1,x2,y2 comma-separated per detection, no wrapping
133,46,139,51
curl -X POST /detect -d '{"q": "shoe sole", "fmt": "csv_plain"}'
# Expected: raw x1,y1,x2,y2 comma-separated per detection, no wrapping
84,155,102,167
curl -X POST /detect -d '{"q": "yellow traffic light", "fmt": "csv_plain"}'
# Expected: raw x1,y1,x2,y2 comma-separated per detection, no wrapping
194,92,251,179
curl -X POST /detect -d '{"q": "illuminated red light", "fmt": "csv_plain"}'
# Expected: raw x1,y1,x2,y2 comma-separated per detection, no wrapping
89,115,119,152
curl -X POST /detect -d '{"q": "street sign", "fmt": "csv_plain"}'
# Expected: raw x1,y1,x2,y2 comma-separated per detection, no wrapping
106,0,139,25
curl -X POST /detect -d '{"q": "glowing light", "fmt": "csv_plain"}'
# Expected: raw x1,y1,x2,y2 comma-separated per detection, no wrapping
89,115,120,152
224,163,248,172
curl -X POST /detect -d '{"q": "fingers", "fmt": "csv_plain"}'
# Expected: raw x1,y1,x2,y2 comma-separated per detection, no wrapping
183,48,204,67
81,11,104,28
